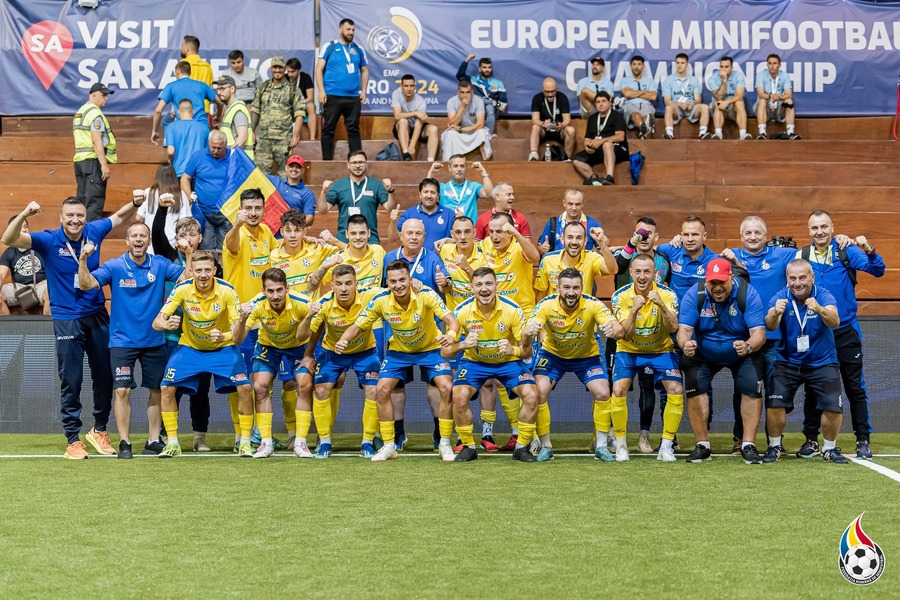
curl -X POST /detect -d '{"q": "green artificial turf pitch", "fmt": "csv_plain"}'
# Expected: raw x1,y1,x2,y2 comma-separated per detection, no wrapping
1,433,897,598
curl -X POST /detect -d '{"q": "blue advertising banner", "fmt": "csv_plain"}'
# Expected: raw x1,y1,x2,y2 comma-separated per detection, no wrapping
0,0,316,115
320,0,900,117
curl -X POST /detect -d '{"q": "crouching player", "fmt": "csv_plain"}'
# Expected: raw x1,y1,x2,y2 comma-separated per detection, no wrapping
234,268,314,459
522,268,624,462
153,251,254,458
335,260,459,462
610,253,684,463
442,267,539,462
300,264,383,458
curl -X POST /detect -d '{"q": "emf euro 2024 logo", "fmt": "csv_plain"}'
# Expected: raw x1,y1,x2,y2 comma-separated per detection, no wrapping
838,513,885,585
366,7,421,64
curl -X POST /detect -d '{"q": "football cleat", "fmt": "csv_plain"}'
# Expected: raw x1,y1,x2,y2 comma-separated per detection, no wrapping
454,446,478,462
371,445,399,462
360,442,376,458
615,444,630,462
238,441,254,458
480,435,500,452
293,439,314,458
316,443,332,460
594,446,615,462
500,434,518,451
657,446,677,463
395,433,408,452
512,446,536,462
158,443,182,459
438,442,456,462
536,447,554,462
253,441,274,459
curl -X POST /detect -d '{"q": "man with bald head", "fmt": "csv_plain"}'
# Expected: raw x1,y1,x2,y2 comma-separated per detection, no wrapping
529,77,575,161
181,130,232,253
474,182,531,241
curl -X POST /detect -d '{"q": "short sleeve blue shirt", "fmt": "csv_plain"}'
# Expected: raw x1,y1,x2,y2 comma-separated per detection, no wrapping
396,204,456,249
163,119,210,176
656,244,718,302
268,175,315,215
159,77,216,122
618,74,656,108
706,70,746,99
729,245,796,340
183,147,231,213
384,247,449,295
439,180,483,224
662,74,703,102
321,41,367,96
769,285,838,367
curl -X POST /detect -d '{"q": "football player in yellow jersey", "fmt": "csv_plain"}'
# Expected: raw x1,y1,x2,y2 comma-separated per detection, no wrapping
152,251,254,458
300,265,383,457
221,189,278,447
523,268,624,462
534,222,614,301
442,268,540,462
337,260,459,462
270,210,339,300
610,254,684,462
233,268,316,459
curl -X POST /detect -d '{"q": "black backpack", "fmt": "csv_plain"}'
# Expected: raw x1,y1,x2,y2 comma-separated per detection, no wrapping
800,245,857,286
695,264,750,312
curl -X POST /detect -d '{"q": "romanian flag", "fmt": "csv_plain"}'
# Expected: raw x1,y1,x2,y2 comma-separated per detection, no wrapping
219,147,291,234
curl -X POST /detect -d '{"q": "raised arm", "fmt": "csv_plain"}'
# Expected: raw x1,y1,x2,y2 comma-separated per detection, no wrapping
77,241,100,290
109,190,146,229
2,202,40,249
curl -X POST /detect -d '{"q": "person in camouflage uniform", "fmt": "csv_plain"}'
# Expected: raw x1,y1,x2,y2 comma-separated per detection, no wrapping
251,56,306,176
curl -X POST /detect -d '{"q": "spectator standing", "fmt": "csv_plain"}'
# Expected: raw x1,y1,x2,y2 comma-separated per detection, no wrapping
317,19,368,160
150,61,217,143
72,83,116,222
251,56,305,176
387,178,455,248
215,75,255,160
136,164,193,260
473,183,530,241
163,100,209,177
537,188,603,254
426,156,493,224
224,50,263,108
267,155,316,227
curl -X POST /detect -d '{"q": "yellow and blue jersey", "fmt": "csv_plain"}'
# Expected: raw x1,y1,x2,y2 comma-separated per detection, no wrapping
478,238,536,315
530,294,616,359
222,224,277,302
611,282,679,354
270,242,338,300
161,278,240,351
320,243,386,291
245,292,311,349
453,296,525,364
311,287,380,354
534,249,608,296
356,287,450,353
439,242,485,312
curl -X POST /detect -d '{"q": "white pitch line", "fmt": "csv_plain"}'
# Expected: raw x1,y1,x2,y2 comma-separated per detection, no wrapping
852,458,900,484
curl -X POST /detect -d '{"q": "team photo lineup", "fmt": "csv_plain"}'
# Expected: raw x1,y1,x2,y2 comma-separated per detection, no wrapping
0,18,888,468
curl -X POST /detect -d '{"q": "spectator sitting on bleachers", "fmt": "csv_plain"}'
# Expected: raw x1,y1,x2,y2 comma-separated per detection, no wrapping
0,216,49,315
441,80,492,162
474,183,530,241
618,55,658,140
285,57,317,141
707,56,751,140
576,55,615,117
392,74,439,162
163,100,209,178
426,156,493,224
572,91,629,186
529,77,575,161
456,54,507,136
662,53,710,140
135,164,193,261
754,54,799,140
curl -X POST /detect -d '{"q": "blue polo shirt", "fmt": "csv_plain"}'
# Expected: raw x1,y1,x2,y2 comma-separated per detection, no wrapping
183,147,231,213
769,285,838,367
92,253,184,348
706,70,746,99
163,119,209,176
439,179,483,223
159,77,216,122
321,40,367,96
384,247,449,294
656,244,718,302
729,245,795,340
29,219,113,320
396,204,456,248
538,213,603,252
798,241,885,329
679,278,766,365
267,175,315,216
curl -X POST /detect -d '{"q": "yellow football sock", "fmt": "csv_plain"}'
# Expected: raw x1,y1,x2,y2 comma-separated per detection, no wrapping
662,394,684,441
610,395,628,438
498,388,520,429
536,402,551,437
380,420,395,444
161,411,179,443
228,392,240,436
281,388,297,432
439,418,454,440
238,414,253,440
362,399,379,441
257,412,273,440
330,389,342,429
458,424,475,447
593,400,612,434
296,410,312,439
517,421,536,446
480,410,496,424
313,398,333,439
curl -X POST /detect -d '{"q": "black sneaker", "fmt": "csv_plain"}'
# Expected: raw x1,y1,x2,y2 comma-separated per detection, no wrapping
757,133,767,140
740,444,763,465
823,447,850,464
796,439,819,459
143,439,166,455
762,445,784,463
856,440,873,460
698,132,713,140
663,133,675,139
685,444,712,463
601,175,615,186
789,133,802,140
639,122,650,137
454,447,478,462
118,440,133,460
512,446,536,462
402,152,413,161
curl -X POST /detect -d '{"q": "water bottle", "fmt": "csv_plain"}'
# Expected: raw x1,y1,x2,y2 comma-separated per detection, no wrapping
544,143,551,162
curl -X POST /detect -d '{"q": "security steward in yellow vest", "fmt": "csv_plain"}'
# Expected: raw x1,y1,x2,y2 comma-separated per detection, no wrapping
215,75,256,160
73,83,117,222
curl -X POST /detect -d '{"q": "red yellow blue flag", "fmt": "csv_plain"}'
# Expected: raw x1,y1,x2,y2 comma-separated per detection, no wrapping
219,147,290,233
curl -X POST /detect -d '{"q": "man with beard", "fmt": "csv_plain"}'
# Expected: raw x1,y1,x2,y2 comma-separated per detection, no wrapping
535,222,613,302
618,55,658,139
77,223,187,459
317,19,368,160
576,55,615,117
251,56,306,175
456,54,507,136
571,92,629,186
523,268,624,462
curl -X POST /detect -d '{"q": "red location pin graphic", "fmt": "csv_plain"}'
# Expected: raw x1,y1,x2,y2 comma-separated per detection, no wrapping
21,21,73,91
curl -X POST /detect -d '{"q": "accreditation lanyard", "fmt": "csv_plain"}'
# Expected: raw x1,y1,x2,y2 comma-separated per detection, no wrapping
338,42,355,73
544,96,557,122
398,247,424,276
65,239,85,289
594,111,611,136
791,294,811,352
350,177,368,205
769,76,779,96
446,181,469,206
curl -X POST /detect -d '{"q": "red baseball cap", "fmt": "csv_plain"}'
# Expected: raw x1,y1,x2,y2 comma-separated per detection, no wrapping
286,155,305,168
705,258,732,282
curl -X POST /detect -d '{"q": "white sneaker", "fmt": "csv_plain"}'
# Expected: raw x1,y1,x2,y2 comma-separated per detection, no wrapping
657,446,677,462
528,151,539,161
710,132,723,140
638,432,653,454
253,441,274,459
372,444,399,462
192,433,211,452
615,444,630,462
438,442,456,462
293,439,313,458
740,132,753,140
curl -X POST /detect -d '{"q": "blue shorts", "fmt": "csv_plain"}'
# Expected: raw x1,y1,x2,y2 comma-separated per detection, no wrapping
533,350,607,387
110,344,168,389
454,359,535,394
612,352,682,384
162,345,249,394
379,349,452,383
315,347,381,387
251,343,310,379
237,328,258,375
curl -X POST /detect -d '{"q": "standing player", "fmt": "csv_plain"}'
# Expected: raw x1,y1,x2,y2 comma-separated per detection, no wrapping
76,224,186,458
234,268,314,458
152,251,254,458
335,260,459,462
523,268,624,462
443,268,539,463
301,265,383,457
610,254,683,462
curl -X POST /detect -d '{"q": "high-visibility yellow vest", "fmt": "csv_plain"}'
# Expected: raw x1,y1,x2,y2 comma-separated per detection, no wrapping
220,100,255,159
72,101,117,164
